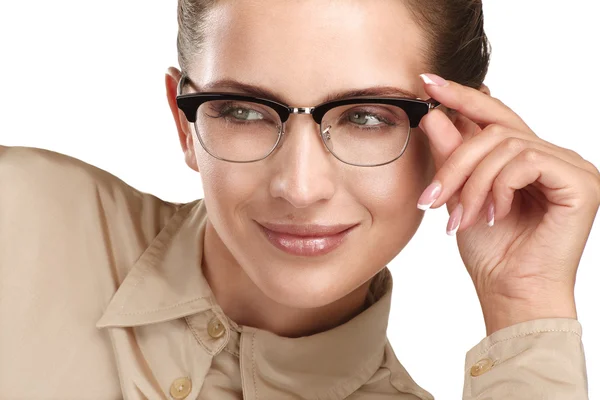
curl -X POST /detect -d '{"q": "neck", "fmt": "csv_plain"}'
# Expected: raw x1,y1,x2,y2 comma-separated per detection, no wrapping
202,219,373,338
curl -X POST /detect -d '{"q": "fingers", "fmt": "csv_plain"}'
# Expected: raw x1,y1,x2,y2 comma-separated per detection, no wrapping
417,128,600,232
457,138,574,229
416,73,600,235
420,73,532,133
418,108,463,171
444,149,596,235
454,147,599,234
430,126,590,207
491,149,599,224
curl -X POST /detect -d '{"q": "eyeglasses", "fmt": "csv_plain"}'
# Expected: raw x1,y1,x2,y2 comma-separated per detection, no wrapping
176,75,441,167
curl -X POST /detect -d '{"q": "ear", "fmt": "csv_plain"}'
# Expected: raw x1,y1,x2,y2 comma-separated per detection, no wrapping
448,82,491,140
165,66,199,172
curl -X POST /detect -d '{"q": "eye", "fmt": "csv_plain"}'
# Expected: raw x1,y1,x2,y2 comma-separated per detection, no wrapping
347,111,389,126
221,105,265,121
203,100,281,129
205,100,272,122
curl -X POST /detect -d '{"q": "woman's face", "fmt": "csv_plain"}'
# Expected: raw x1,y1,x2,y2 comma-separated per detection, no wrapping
179,0,434,308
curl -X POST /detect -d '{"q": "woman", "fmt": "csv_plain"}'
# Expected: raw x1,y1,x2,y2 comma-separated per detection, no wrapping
0,0,597,399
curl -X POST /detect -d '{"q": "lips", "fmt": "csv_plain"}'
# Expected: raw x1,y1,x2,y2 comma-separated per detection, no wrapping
257,222,357,257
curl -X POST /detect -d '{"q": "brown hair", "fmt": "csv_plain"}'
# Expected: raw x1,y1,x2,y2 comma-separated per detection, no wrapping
177,0,491,89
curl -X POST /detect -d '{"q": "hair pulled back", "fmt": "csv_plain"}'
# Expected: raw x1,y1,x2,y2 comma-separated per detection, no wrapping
177,0,491,89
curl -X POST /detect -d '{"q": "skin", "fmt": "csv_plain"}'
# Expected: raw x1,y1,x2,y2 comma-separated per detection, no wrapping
166,0,600,338
419,78,600,335
166,0,437,337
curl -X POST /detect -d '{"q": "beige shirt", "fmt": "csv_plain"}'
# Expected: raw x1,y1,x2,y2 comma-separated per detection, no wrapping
0,145,589,400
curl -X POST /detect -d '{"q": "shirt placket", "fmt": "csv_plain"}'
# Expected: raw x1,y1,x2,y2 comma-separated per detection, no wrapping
129,308,229,400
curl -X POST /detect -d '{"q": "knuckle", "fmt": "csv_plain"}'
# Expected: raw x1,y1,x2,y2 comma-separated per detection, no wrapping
483,124,505,138
502,137,526,154
555,143,586,163
551,144,598,176
521,148,541,163
566,147,584,161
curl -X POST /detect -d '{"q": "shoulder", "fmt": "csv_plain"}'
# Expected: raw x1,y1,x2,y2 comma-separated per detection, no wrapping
0,144,109,186
0,145,186,394
0,145,180,242
0,144,174,208
351,342,434,400
0,143,187,281
0,144,138,207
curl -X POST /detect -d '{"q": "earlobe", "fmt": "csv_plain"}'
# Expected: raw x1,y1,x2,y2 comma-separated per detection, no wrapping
184,126,199,172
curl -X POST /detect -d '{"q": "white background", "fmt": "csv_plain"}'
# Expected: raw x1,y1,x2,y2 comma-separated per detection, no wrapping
0,1,598,398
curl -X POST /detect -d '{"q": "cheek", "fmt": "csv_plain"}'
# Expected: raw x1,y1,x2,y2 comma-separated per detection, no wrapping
195,147,264,215
350,135,432,219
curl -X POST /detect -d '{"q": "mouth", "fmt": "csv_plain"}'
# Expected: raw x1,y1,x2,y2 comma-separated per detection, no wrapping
256,222,358,257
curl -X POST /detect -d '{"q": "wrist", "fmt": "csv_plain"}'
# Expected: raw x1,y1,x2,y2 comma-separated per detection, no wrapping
479,292,577,336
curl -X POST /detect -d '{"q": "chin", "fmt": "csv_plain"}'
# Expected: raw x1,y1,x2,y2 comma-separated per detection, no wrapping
245,254,365,309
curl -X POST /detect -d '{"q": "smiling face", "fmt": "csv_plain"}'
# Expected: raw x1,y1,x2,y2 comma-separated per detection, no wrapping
175,0,435,309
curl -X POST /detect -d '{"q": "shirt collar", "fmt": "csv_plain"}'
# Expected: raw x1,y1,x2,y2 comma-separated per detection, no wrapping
97,199,394,398
97,200,214,328
240,272,393,399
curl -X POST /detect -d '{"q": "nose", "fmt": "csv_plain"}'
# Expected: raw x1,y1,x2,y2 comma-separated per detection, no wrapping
269,117,336,208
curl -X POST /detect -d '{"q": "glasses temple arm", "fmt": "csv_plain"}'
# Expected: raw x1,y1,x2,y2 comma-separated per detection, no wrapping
177,74,188,96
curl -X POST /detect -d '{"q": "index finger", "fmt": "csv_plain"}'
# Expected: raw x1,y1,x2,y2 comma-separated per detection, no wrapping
420,73,532,132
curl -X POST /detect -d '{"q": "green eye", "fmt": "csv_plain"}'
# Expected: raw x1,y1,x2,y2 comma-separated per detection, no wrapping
349,111,384,126
228,107,264,121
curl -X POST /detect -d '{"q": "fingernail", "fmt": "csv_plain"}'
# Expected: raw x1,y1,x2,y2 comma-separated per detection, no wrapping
487,203,495,227
447,203,463,236
417,181,443,210
420,73,449,87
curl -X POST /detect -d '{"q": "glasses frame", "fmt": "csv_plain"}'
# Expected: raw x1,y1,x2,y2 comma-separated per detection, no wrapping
176,74,441,167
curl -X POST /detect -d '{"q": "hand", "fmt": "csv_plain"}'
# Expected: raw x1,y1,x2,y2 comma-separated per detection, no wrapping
416,73,600,335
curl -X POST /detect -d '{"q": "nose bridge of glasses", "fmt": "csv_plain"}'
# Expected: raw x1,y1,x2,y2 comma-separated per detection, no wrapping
290,107,314,115
283,107,328,137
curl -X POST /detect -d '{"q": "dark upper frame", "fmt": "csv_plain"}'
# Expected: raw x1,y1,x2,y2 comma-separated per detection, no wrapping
176,75,442,129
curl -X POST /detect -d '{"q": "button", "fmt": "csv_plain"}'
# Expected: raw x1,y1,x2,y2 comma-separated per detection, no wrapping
470,358,494,377
207,317,226,339
170,377,192,399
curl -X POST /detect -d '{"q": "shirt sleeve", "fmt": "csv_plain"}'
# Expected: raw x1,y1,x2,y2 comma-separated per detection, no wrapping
462,318,588,399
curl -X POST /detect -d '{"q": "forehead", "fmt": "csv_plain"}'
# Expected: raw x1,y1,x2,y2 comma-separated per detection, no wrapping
190,0,428,105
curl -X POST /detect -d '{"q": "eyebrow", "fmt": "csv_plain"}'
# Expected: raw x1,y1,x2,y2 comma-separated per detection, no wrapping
192,78,420,105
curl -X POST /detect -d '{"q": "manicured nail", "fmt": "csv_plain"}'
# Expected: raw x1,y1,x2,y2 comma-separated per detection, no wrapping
487,203,495,227
420,73,449,87
447,204,463,236
417,181,443,210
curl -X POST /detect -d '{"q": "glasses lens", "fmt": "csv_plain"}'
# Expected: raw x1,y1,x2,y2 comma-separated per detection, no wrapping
320,103,411,166
195,100,282,162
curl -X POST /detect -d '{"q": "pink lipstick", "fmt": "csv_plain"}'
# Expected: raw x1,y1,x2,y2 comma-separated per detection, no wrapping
258,222,357,257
